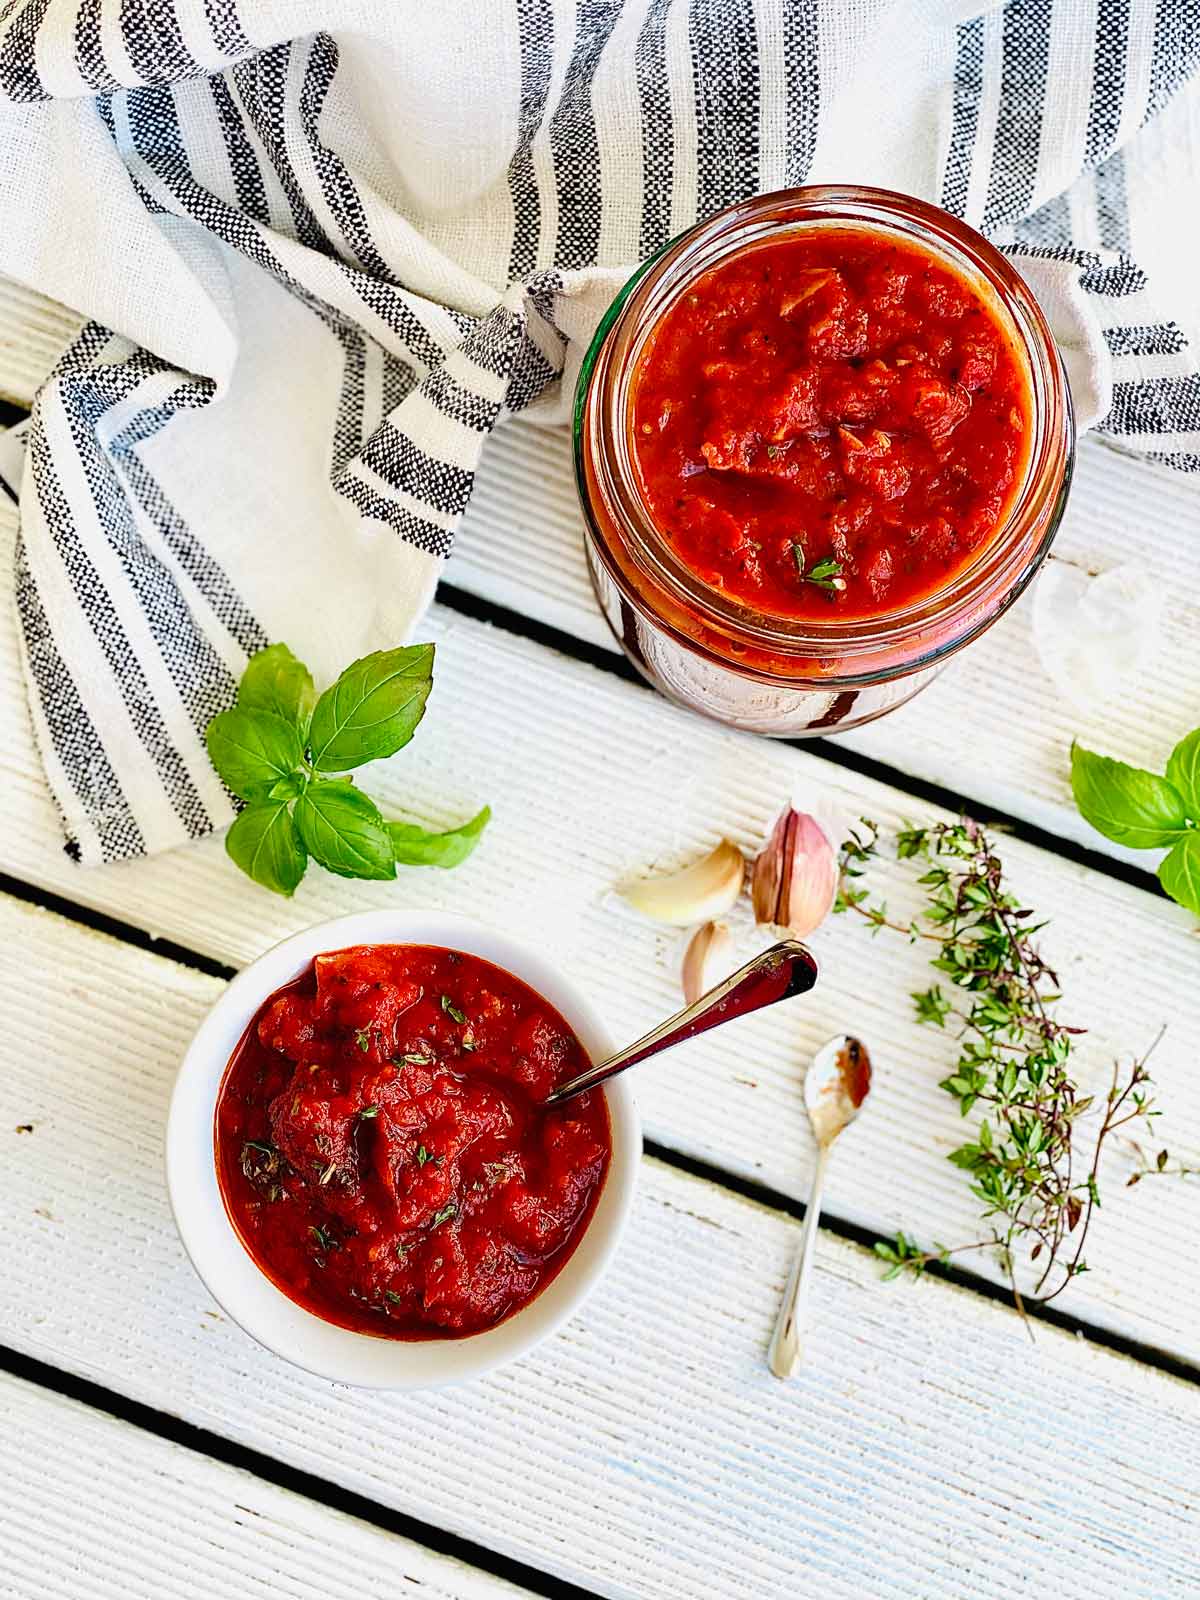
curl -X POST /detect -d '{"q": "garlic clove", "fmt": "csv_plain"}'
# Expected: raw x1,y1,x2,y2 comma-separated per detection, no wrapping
622,838,745,926
681,920,734,1006
751,807,836,938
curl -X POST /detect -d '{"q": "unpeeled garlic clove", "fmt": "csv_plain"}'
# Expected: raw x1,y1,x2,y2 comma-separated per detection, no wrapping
622,838,745,926
751,806,836,938
681,921,733,1006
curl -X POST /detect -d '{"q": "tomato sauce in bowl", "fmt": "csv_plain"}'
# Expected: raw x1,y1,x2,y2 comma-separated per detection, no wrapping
214,944,611,1340
630,229,1032,622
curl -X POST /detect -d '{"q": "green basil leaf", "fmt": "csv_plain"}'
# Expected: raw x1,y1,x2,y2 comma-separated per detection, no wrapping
294,779,396,880
308,645,434,772
206,707,304,801
238,643,317,738
1165,728,1200,821
225,802,307,897
1069,742,1190,849
387,805,491,869
1158,832,1200,918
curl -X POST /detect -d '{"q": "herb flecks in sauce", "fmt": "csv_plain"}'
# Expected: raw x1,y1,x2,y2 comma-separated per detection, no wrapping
215,943,611,1340
631,230,1030,622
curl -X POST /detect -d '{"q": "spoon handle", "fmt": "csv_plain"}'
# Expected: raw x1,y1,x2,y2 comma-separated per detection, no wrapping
767,1145,830,1379
544,940,818,1106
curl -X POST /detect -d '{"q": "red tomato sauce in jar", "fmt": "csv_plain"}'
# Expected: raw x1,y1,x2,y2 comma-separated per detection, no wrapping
214,944,611,1340
630,229,1033,620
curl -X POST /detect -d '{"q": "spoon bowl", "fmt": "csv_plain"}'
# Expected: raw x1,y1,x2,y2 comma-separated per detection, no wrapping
768,1033,873,1378
804,1033,872,1146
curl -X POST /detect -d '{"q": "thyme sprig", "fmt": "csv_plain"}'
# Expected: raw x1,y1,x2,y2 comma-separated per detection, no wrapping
836,817,1164,1308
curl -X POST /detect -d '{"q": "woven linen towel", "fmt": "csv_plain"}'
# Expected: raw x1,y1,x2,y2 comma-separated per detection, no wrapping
0,0,1198,865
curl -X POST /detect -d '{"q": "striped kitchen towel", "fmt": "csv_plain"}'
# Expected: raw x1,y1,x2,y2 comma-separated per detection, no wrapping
0,0,1197,864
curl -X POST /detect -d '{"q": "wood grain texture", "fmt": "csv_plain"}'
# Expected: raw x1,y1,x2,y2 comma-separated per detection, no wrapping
454,418,1200,868
1,268,1195,870
3,230,1198,1600
0,277,81,406
0,1373,531,1600
0,892,1197,1600
1,493,1197,1359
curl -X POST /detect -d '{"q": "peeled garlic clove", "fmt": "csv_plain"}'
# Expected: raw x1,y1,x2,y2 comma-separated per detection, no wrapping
751,807,836,938
622,838,745,926
681,921,733,1006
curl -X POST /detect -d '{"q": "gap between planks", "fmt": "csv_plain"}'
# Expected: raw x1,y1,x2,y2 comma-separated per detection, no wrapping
1,548,1197,1358
0,890,1198,1599
437,577,1167,905
0,428,1164,911
2,613,1199,1354
0,1366,563,1600
451,417,1200,875
1,275,1197,879
0,476,1172,912
0,855,1193,1383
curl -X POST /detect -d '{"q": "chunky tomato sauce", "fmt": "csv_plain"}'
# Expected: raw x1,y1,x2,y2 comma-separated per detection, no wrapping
215,945,611,1339
630,229,1032,620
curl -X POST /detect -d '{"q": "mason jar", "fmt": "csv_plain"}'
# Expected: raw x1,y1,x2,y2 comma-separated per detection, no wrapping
573,185,1074,737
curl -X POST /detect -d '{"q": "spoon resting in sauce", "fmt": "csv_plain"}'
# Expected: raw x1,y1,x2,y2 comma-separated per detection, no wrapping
768,1034,872,1378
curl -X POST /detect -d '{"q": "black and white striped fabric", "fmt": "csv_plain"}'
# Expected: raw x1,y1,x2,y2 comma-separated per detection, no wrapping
0,1,1197,863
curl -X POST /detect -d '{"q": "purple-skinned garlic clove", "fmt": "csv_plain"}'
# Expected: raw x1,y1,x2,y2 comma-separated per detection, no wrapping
751,806,837,938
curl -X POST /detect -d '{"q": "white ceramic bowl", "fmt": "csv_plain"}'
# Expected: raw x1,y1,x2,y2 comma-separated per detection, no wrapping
166,909,640,1388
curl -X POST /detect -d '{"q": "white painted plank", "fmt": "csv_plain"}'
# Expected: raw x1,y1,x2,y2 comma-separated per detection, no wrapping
1,893,1197,1600
2,272,1195,868
0,276,80,406
1,491,1197,1360
0,1373,530,1600
454,419,610,649
455,418,1200,869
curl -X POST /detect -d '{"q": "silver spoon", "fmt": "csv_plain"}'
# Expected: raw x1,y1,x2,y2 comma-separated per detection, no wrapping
543,940,819,1106
768,1034,872,1378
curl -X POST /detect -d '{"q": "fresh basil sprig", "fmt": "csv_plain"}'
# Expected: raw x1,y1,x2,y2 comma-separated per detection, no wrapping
206,642,488,896
1070,735,1200,916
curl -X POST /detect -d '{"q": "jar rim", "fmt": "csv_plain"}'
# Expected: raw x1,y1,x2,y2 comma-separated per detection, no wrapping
574,184,1075,678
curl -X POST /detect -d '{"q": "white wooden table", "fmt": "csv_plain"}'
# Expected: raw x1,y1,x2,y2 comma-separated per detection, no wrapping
1,282,1198,1600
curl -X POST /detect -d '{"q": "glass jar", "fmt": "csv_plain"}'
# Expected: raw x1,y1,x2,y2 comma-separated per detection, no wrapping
573,185,1075,737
